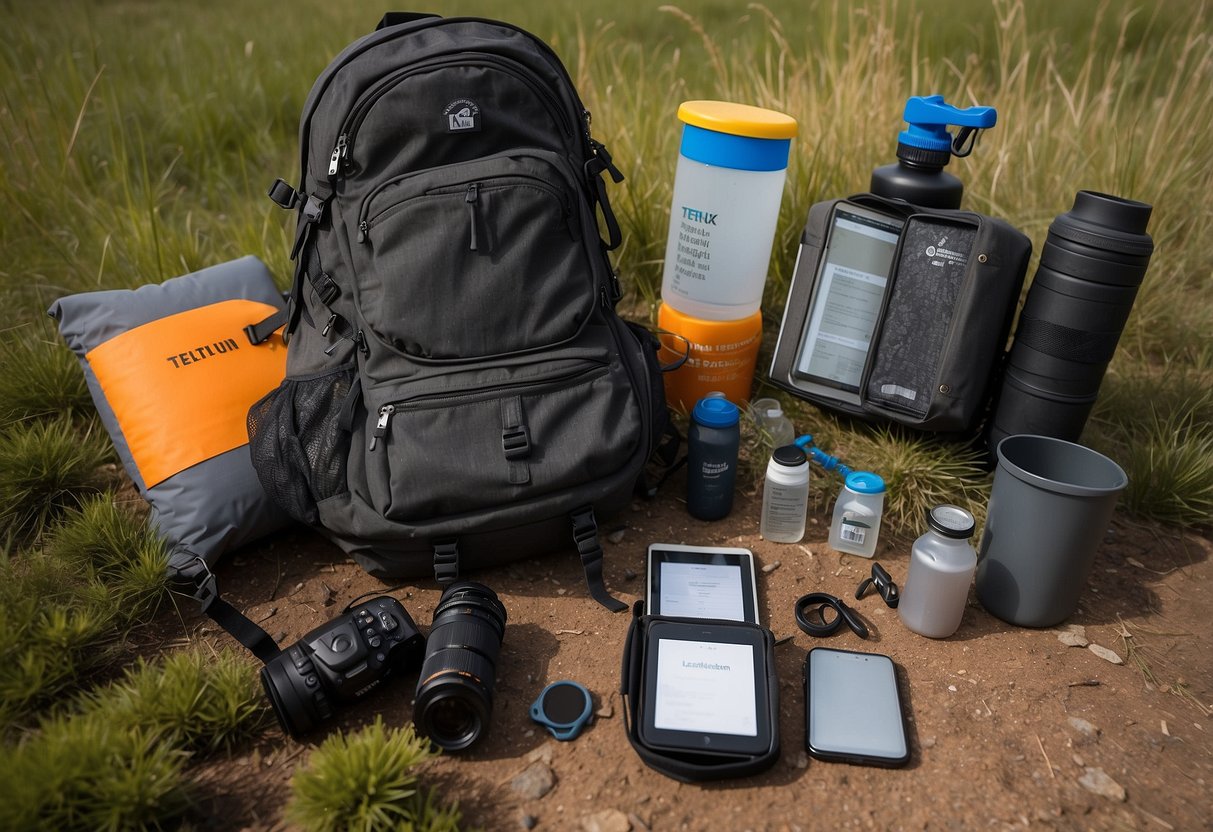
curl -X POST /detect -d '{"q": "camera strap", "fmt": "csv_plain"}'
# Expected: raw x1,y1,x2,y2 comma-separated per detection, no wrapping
172,555,281,664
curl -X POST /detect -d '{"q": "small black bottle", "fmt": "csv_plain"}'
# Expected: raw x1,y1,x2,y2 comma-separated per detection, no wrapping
686,395,741,520
869,95,997,210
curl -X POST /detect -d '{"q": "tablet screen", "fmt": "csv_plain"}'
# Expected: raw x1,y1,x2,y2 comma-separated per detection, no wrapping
653,638,757,736
793,205,905,396
646,545,759,624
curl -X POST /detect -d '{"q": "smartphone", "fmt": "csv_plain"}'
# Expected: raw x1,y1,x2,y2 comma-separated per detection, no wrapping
804,647,909,767
791,203,906,406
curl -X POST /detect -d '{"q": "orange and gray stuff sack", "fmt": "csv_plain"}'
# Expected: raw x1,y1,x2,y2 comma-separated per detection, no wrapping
50,256,291,573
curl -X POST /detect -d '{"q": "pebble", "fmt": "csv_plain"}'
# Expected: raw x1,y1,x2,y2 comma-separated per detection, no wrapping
520,814,538,830
624,568,638,581
1078,767,1126,801
922,736,937,749
596,699,614,719
510,762,556,800
556,588,567,596
580,809,631,832
607,528,627,545
627,813,650,832
762,560,782,574
948,685,958,692
1088,643,1124,665
1057,625,1089,648
1068,716,1099,739
795,751,808,769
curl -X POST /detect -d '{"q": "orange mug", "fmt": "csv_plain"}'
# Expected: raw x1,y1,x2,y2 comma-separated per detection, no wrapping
657,302,762,411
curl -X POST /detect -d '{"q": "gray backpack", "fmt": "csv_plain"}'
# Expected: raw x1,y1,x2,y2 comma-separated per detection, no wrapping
247,14,670,610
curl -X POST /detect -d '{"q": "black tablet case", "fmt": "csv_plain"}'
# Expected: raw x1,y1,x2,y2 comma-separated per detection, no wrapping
619,603,780,782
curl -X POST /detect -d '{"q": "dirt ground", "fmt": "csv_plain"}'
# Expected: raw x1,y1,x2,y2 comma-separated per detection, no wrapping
181,481,1213,832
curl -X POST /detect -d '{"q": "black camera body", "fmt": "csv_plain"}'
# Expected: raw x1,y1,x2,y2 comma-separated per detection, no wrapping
261,596,424,737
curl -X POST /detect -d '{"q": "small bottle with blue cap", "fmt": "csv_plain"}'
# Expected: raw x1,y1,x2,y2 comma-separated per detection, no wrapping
869,95,998,210
686,394,741,520
828,471,887,558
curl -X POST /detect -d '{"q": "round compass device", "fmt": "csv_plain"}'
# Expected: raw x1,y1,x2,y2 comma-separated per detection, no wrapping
529,680,593,741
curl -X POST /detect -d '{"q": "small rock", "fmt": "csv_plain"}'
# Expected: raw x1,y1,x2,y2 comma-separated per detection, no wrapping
1072,753,1086,767
596,698,614,719
948,685,958,692
520,814,538,830
580,809,631,832
1088,643,1124,665
1078,767,1126,801
627,813,650,832
556,588,567,596
1068,716,1099,739
319,581,336,607
623,568,638,581
273,631,287,643
607,528,627,545
1057,629,1089,648
922,736,937,749
526,744,554,765
795,751,808,769
762,560,782,574
510,762,556,800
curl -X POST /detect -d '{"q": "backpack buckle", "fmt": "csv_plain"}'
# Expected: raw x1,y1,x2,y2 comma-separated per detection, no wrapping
433,540,460,585
502,425,531,460
267,179,299,210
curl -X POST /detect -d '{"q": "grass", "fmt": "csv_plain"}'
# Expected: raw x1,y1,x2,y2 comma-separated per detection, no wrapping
0,0,1210,825
287,717,463,832
0,649,267,832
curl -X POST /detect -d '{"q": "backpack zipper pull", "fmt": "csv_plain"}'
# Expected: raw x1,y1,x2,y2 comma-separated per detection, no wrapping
328,134,348,177
356,330,369,356
369,404,395,451
465,183,479,251
357,220,369,243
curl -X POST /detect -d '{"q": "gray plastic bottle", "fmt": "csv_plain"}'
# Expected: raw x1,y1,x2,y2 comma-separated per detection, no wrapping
686,396,740,520
898,505,977,639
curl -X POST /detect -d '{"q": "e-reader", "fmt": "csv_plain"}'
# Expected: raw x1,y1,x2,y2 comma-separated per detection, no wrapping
646,544,760,624
639,619,772,757
792,202,906,406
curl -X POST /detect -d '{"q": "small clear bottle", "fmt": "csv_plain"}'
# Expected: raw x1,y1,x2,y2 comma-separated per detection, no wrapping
898,505,978,639
828,472,886,558
749,397,795,448
760,445,810,543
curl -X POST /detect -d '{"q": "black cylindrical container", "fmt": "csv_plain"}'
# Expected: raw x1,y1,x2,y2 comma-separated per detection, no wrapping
988,191,1153,447
686,395,741,520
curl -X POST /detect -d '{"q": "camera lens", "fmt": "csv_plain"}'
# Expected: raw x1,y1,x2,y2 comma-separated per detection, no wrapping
260,647,334,738
414,582,507,752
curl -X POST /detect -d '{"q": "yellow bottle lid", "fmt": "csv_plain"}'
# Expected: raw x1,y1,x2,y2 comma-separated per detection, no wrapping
677,100,798,140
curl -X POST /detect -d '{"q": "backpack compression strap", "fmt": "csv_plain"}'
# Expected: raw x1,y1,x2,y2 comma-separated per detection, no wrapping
172,555,282,664
572,507,627,612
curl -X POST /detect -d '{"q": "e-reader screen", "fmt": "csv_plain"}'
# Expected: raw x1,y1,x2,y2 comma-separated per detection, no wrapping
639,621,770,756
793,204,905,403
646,545,759,624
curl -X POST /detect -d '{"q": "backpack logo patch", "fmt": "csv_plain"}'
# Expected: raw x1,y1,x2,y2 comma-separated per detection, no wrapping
444,99,481,132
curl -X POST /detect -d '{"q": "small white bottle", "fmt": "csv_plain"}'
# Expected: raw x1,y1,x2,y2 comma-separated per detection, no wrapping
760,445,810,543
828,472,886,558
899,505,978,639
749,397,796,448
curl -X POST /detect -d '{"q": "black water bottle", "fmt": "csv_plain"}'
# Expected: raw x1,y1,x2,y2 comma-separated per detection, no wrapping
686,395,740,520
988,191,1154,447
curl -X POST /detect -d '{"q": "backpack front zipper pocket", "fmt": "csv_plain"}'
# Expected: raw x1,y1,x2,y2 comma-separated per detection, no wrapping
364,356,641,522
352,151,594,362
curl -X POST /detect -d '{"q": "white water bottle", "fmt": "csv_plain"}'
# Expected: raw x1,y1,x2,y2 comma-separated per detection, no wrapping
661,101,797,321
760,445,810,543
899,505,978,639
828,472,886,558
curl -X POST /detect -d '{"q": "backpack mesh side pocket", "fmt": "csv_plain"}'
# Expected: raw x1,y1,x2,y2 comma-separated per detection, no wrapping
248,365,355,525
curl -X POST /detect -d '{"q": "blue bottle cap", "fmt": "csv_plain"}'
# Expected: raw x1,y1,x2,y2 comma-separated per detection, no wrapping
845,471,886,494
692,396,740,428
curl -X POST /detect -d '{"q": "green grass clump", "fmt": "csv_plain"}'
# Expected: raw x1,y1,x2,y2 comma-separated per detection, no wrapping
287,717,463,832
0,718,189,832
1087,370,1213,527
0,329,92,425
0,648,268,832
80,649,270,754
0,416,111,543
0,496,167,729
